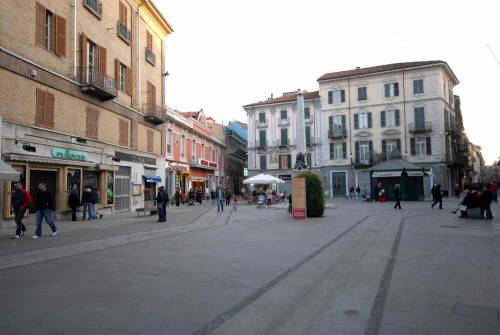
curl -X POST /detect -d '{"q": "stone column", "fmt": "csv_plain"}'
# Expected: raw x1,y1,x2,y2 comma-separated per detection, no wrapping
295,91,307,168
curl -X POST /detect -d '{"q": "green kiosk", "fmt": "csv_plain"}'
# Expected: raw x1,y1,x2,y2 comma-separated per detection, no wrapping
370,159,427,201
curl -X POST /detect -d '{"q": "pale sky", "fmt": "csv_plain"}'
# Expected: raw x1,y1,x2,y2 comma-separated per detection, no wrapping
158,0,500,165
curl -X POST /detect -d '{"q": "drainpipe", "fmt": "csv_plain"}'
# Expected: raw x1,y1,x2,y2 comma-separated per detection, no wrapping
347,78,352,163
73,0,77,78
402,71,407,154
137,2,145,108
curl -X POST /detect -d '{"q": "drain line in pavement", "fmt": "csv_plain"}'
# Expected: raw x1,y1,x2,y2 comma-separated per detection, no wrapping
192,215,371,335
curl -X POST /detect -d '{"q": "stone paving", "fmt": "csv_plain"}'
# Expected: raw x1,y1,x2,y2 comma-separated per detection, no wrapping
0,198,498,334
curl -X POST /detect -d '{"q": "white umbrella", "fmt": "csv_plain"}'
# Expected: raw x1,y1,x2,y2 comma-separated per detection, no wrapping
0,160,20,181
243,173,285,184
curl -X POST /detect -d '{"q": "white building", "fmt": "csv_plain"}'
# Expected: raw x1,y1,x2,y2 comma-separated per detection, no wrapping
244,61,462,197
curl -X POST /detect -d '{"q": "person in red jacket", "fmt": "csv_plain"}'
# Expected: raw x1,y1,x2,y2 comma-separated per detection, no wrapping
11,183,32,238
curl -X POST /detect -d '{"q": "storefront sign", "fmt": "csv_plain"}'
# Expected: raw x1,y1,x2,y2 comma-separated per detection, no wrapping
115,151,156,166
199,159,218,169
51,148,87,161
292,177,306,220
278,174,292,181
166,161,189,171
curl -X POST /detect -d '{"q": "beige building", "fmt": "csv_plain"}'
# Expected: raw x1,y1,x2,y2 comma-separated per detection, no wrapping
0,0,173,217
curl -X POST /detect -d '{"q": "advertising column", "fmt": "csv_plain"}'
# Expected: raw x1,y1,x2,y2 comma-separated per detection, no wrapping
292,177,306,220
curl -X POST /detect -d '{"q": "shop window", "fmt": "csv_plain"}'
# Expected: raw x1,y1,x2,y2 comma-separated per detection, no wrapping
83,171,99,201
106,172,114,205
67,169,81,194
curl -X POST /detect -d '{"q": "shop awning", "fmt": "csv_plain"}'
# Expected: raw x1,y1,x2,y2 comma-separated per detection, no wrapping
144,176,162,183
6,154,95,167
372,171,425,177
0,160,20,181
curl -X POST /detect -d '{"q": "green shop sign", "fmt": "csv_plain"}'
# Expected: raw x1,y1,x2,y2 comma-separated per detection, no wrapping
51,148,88,161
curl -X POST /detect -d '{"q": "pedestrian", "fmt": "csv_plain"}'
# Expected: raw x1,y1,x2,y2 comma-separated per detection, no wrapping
90,187,99,220
11,182,31,238
431,184,443,209
67,185,80,222
211,189,216,205
265,187,272,206
431,184,436,202
175,187,180,207
156,186,167,222
356,185,361,198
349,186,355,199
394,184,402,210
81,186,92,220
225,188,232,206
454,184,461,199
188,188,194,206
490,182,498,202
32,182,58,238
216,182,225,212
480,186,494,219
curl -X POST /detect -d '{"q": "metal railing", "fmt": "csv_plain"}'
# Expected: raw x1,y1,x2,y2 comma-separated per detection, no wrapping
256,119,267,128
83,0,102,19
78,67,117,97
117,21,131,44
142,103,165,124
278,118,290,126
145,48,156,66
408,122,432,133
279,139,289,147
328,128,347,138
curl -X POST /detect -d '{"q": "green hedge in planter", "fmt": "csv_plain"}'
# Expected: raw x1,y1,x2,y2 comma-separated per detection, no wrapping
296,171,325,217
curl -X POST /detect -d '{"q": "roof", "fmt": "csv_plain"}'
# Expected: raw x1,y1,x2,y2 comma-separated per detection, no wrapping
180,112,200,119
317,61,459,84
370,159,423,172
243,91,320,108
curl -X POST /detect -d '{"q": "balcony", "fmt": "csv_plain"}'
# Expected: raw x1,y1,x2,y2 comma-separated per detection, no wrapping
142,103,165,125
117,21,131,45
78,67,117,100
306,138,316,148
257,141,267,150
145,48,156,66
278,118,290,127
305,117,313,124
83,0,102,19
328,128,347,139
279,139,289,148
409,122,432,133
445,123,460,135
256,119,267,128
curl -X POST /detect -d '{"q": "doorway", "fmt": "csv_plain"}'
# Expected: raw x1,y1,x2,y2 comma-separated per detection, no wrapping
114,166,130,212
331,171,347,197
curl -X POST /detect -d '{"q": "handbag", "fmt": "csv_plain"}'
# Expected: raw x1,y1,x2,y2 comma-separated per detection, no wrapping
458,204,467,212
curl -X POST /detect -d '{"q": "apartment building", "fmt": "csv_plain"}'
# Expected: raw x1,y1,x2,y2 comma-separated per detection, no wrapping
244,61,463,197
0,0,173,217
165,108,225,197
244,91,321,194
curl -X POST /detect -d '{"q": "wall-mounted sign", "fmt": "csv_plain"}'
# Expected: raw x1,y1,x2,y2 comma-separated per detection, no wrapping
278,174,292,181
199,159,218,168
166,161,189,171
292,177,306,220
51,148,88,161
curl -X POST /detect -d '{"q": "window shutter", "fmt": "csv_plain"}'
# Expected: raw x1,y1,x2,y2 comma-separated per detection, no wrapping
98,46,106,75
395,110,400,126
151,83,156,106
396,139,401,155
341,90,345,103
394,83,399,96
355,142,360,164
147,130,153,152
368,141,373,164
342,142,347,159
426,137,432,155
127,67,133,95
86,106,99,139
384,84,389,98
382,139,387,158
354,114,359,129
35,88,45,125
329,143,334,160
341,115,346,129
367,113,372,128
305,126,311,145
44,91,54,128
328,116,333,132
287,154,292,169
55,15,66,57
36,3,45,46
119,2,127,25
119,119,128,146
328,91,333,104
147,31,153,50
114,59,120,85
81,33,88,68
380,111,386,127
410,138,416,155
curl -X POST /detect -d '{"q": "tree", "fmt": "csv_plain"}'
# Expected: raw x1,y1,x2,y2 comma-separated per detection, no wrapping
295,171,325,217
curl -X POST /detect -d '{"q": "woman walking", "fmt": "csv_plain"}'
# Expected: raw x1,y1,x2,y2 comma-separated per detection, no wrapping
68,185,80,221
394,184,402,210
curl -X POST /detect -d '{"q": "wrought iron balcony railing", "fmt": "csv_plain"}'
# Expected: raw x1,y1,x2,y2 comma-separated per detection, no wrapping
408,122,432,133
145,48,156,66
117,21,131,45
142,103,165,124
83,0,102,19
328,128,347,139
78,67,117,100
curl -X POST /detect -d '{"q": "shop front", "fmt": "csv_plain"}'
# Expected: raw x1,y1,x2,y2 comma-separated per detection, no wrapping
165,161,189,196
189,158,218,195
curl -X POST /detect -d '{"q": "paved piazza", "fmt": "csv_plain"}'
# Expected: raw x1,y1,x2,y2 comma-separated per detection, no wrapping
0,200,499,335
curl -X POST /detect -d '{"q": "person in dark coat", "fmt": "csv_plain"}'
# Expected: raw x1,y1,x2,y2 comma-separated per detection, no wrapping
394,184,402,210
32,182,58,238
225,188,232,206
67,185,80,222
156,186,167,222
81,186,92,220
431,184,443,209
11,183,31,238
90,187,99,220
480,187,493,219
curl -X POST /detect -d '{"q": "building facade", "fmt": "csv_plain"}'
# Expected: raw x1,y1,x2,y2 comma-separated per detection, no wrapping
0,0,173,217
244,61,466,197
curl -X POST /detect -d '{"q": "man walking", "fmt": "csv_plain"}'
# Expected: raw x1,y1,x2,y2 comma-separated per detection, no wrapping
216,183,225,212
32,182,58,238
81,186,92,220
394,184,402,210
11,183,31,238
156,186,167,222
431,184,443,209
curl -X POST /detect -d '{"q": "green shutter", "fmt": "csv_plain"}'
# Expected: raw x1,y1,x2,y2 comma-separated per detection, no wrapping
342,142,347,159
328,91,333,104
395,110,400,126
368,141,373,164
426,137,432,155
329,143,334,160
281,128,287,145
341,115,346,129
382,139,387,159
367,113,372,128
354,114,359,129
340,90,345,103
355,142,360,164
410,138,416,155
288,154,292,169
259,130,266,146
381,111,386,127
305,126,311,145
394,83,399,96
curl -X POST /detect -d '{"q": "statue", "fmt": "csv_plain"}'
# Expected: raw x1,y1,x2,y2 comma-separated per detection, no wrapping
295,152,307,170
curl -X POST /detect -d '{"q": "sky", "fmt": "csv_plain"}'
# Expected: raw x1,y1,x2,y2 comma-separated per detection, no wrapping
158,0,500,165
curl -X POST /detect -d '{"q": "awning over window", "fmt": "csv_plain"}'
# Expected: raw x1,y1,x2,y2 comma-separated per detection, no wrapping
0,160,20,181
143,176,162,183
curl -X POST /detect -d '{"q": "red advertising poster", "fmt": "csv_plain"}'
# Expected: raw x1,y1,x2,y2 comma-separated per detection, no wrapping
292,177,306,220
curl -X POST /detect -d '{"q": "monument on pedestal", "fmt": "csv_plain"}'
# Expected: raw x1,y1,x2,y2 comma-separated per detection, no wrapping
294,90,307,170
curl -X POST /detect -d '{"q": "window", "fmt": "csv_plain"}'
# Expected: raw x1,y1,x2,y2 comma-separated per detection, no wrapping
117,1,131,44
384,83,399,97
36,3,66,56
333,143,343,160
87,40,97,82
329,143,334,160
259,112,265,123
413,79,424,95
192,140,196,162
279,155,291,169
383,139,400,159
328,90,345,104
355,113,371,129
414,107,425,127
35,88,54,128
147,130,153,153
304,107,310,119
201,144,205,159
280,128,288,146
259,130,266,147
358,87,367,101
119,63,127,91
147,81,156,107
119,119,128,146
85,106,99,139
280,110,287,119
381,110,400,127
145,30,155,66
83,0,103,19
167,129,172,154
305,126,311,145
359,142,370,164
180,135,186,159
260,155,267,170
415,137,426,155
